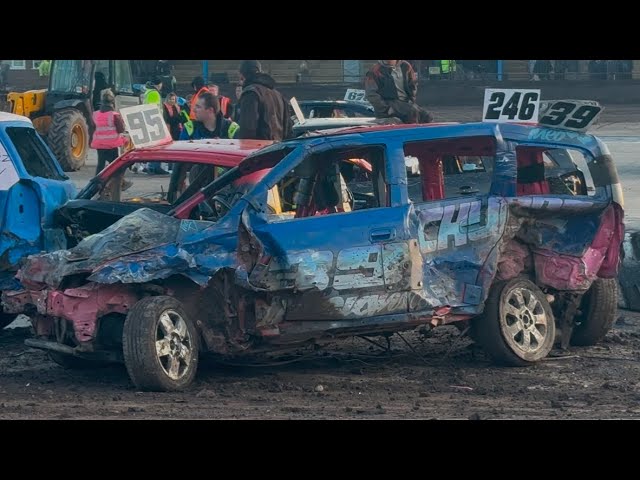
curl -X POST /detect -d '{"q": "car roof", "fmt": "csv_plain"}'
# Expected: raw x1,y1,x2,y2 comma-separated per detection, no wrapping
0,112,34,124
294,117,379,129
275,121,607,159
285,121,600,145
120,139,273,166
298,100,373,109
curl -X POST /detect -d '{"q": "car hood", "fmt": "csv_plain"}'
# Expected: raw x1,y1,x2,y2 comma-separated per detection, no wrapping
18,208,241,289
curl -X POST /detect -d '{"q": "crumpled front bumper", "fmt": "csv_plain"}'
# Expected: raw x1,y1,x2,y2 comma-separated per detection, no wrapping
2,283,140,342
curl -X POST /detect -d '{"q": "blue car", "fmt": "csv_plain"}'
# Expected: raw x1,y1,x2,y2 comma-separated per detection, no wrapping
5,121,624,390
0,113,76,328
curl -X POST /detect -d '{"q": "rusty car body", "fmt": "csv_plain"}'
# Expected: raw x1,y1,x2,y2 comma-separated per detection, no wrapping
3,122,624,391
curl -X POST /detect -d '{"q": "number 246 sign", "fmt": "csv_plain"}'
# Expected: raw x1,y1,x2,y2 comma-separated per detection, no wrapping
120,104,172,148
483,88,541,123
483,89,603,131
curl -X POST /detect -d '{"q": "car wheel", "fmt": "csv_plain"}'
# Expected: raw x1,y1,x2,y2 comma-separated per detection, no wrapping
471,277,555,366
123,296,199,391
571,278,617,346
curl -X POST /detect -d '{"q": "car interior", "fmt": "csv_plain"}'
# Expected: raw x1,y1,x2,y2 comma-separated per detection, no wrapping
265,146,386,222
403,136,496,202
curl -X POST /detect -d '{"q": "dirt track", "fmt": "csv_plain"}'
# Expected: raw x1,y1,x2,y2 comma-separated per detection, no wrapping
3,309,640,419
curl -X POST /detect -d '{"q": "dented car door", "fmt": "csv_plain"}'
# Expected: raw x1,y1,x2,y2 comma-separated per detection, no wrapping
246,143,415,321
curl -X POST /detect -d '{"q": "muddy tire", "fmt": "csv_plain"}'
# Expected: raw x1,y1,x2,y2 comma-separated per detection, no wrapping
48,351,106,369
47,109,89,171
123,296,199,392
471,277,555,366
571,278,618,346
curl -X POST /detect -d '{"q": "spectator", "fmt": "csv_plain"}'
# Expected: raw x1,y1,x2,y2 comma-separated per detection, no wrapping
236,60,292,141
179,91,238,140
231,83,243,122
90,88,128,175
143,76,163,105
189,76,209,120
38,60,51,77
163,92,183,141
207,82,232,119
364,60,433,124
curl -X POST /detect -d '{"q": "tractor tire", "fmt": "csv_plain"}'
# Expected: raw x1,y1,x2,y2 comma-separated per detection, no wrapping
571,278,618,346
48,109,89,172
123,296,199,392
471,277,556,366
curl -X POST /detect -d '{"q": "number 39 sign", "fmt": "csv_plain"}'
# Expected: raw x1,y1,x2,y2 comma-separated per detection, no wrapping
120,104,172,148
483,88,541,123
538,99,603,132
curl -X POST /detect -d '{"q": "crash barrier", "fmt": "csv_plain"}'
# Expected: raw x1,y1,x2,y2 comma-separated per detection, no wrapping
618,230,640,311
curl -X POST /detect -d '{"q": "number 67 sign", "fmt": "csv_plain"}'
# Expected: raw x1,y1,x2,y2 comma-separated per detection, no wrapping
120,103,172,148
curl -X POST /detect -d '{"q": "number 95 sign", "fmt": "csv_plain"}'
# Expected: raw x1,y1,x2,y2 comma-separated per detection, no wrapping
120,104,172,148
483,88,540,123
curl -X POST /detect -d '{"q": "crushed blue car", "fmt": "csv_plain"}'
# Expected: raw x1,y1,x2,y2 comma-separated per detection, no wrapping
3,121,624,391
0,112,76,328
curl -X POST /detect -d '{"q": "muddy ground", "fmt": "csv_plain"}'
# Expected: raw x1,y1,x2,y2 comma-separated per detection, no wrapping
2,309,640,419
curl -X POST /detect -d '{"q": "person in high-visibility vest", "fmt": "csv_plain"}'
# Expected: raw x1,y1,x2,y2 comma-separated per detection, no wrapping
90,89,128,175
143,76,169,174
163,92,183,141
143,76,163,106
179,91,238,141
207,83,232,119
179,90,239,188
189,76,210,120
440,60,456,79
38,60,51,77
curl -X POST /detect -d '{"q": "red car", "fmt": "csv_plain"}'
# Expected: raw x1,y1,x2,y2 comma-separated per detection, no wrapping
57,139,273,245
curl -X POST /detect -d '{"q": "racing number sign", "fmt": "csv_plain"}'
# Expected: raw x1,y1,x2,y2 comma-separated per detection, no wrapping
345,89,367,103
538,100,603,131
483,89,541,123
120,104,172,148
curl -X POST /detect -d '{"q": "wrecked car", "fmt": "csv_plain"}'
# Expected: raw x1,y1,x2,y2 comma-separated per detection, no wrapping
57,139,273,245
0,112,76,328
57,138,371,246
3,121,624,391
297,100,374,119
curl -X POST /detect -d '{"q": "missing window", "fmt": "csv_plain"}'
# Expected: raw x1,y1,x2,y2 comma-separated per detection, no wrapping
5,127,65,180
404,136,496,203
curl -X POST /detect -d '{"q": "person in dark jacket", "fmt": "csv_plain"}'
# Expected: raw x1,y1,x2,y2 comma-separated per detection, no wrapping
365,60,433,124
236,60,292,141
